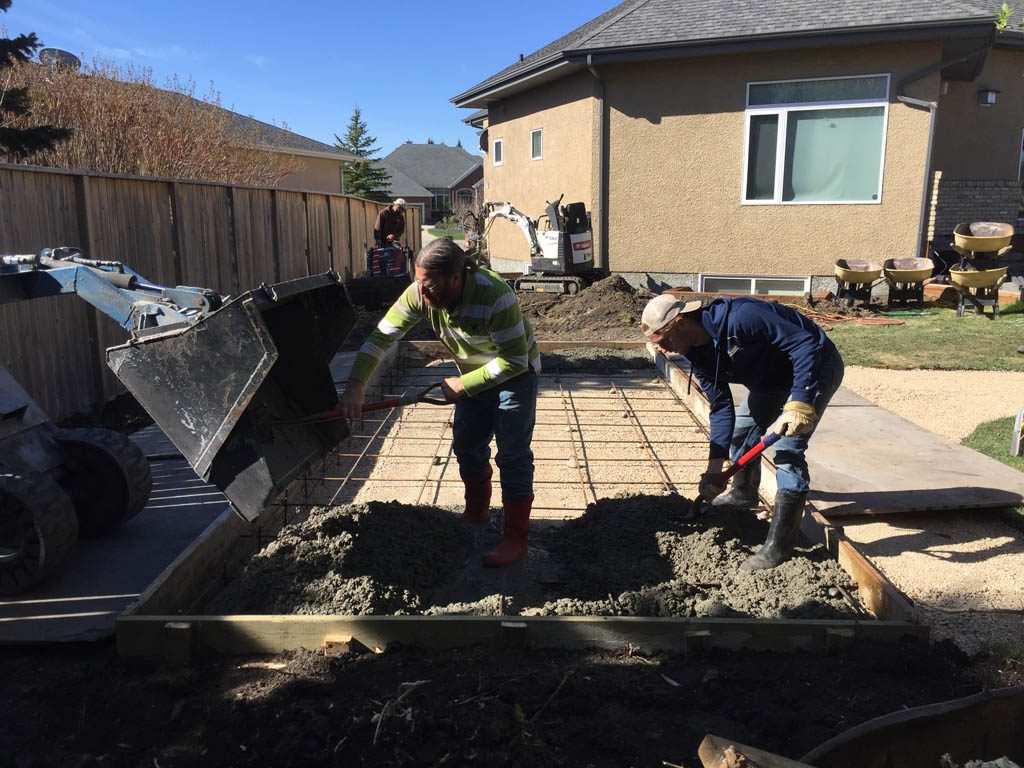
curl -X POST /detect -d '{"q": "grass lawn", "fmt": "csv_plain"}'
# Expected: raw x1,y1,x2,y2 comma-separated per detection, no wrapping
427,228,465,239
961,415,1024,519
826,301,1024,370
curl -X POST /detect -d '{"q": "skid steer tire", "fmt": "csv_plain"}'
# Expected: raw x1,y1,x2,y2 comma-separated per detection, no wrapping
55,428,153,535
0,470,79,595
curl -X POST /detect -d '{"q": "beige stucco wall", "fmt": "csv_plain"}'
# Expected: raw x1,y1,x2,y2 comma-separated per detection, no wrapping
931,47,1024,180
483,71,596,268
276,155,343,194
604,42,941,276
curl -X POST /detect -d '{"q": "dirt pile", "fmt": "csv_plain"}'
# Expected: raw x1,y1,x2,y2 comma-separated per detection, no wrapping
521,275,652,339
210,495,861,620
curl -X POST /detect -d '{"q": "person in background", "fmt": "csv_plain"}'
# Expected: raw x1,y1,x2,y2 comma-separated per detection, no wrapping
338,238,540,567
373,198,406,247
640,293,844,571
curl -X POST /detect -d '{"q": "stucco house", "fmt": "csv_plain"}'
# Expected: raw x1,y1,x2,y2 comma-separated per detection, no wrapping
383,142,484,222
225,112,361,194
452,0,1024,293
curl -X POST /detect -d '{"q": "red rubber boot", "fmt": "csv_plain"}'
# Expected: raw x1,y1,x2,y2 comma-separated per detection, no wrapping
483,494,533,567
462,467,492,524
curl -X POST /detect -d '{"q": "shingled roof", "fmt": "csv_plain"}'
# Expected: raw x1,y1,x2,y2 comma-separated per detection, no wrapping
453,0,1006,106
383,143,483,189
222,110,361,162
377,162,432,199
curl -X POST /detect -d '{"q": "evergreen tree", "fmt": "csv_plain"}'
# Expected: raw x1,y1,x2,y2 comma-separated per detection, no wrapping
334,106,390,202
0,0,70,158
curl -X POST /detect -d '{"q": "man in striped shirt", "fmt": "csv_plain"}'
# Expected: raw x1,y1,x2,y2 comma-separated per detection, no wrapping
338,238,541,567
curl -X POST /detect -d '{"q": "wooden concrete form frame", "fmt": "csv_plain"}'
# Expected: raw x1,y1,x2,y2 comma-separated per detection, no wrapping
117,341,925,661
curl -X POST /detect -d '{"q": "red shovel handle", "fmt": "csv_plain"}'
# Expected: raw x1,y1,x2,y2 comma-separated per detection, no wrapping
713,431,781,487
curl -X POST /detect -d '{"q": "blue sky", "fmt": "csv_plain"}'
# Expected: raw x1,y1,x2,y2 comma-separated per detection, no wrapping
3,0,620,158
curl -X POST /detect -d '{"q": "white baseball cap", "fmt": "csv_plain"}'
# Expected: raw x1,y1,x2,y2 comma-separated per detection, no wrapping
640,294,702,336
394,198,406,206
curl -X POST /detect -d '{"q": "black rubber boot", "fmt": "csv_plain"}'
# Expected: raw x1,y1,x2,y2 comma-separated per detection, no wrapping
740,490,806,572
711,461,761,509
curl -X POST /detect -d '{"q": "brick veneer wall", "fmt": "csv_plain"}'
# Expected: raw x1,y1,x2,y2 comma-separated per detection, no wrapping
927,170,1021,243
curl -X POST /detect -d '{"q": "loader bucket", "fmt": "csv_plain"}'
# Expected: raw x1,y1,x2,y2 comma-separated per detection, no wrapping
106,272,356,521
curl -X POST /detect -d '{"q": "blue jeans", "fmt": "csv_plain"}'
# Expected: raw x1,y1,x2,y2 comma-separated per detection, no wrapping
452,370,538,501
728,344,844,494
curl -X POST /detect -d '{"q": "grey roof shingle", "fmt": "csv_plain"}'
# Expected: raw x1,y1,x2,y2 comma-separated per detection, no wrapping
223,110,360,161
455,0,1001,101
377,162,432,198
383,143,483,189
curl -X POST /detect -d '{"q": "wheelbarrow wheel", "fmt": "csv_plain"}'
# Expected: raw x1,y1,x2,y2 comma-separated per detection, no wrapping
55,428,152,535
0,469,79,595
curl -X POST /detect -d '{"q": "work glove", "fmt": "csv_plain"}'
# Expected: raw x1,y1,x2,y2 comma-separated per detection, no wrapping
698,458,727,501
769,400,817,437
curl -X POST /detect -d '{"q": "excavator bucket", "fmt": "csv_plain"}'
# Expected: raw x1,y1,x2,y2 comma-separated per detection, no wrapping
106,272,355,521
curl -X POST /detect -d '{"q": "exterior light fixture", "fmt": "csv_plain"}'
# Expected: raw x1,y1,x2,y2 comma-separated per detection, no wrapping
978,88,999,107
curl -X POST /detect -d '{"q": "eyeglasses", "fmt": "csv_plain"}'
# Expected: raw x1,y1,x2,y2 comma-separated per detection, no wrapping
415,276,444,295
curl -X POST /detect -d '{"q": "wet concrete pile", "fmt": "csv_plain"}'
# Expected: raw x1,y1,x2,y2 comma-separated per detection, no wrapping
209,495,863,620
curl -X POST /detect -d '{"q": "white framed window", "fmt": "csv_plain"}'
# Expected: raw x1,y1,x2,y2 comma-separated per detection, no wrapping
742,74,889,205
700,274,810,296
530,128,543,160
493,138,503,166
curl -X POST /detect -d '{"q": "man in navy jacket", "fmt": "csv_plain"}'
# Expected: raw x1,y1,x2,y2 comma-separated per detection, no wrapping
641,294,845,571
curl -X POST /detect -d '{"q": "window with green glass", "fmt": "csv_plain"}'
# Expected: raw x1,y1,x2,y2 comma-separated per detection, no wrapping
743,75,888,204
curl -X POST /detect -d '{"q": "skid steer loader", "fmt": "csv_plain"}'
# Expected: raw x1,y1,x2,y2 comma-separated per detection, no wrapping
1,247,356,594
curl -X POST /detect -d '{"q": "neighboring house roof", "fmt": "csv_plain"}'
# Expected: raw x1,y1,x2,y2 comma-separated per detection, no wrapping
453,0,1018,107
383,142,483,189
377,162,432,199
222,109,361,162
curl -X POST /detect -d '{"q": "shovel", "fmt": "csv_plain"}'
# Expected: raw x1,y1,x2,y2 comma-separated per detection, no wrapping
690,431,781,516
276,381,451,425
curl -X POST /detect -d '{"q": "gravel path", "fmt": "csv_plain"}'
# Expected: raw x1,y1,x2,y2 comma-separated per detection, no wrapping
835,366,1024,654
841,366,1024,441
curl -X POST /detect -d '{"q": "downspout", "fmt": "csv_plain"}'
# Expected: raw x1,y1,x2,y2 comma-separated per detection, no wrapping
896,38,993,255
587,54,609,272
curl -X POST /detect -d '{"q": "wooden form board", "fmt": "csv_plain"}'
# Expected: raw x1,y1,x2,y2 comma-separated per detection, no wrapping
117,342,925,661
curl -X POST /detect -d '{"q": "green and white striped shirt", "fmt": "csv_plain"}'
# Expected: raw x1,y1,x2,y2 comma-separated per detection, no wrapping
349,267,541,397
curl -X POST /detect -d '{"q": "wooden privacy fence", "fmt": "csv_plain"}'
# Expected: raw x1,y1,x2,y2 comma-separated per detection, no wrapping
0,163,422,421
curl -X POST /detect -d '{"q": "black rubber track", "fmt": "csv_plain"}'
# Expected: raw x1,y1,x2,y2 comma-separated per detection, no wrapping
0,470,79,595
55,428,153,535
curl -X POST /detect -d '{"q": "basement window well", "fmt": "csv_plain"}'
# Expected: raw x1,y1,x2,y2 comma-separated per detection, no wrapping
701,275,810,295
742,74,889,205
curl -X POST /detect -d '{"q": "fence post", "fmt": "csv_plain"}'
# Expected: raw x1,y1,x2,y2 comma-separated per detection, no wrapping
270,189,282,283
169,181,185,285
75,173,108,408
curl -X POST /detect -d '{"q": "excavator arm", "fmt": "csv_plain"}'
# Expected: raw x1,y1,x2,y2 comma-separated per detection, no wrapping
484,202,543,258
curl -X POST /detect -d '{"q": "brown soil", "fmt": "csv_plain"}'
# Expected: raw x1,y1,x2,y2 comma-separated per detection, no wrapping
520,274,652,340
210,497,860,621
4,636,1021,768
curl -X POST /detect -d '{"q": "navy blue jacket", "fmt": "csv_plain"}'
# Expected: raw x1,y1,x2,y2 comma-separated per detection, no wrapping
684,297,834,459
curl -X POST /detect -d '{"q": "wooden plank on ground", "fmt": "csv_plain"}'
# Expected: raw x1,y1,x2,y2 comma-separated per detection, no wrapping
116,612,924,661
807,388,1024,516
